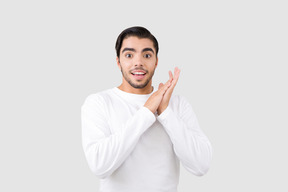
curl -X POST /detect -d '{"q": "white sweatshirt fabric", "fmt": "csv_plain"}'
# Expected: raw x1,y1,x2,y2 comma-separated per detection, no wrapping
81,87,212,192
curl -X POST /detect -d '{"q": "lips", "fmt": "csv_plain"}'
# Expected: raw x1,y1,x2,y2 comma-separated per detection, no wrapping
131,70,147,80
131,71,146,75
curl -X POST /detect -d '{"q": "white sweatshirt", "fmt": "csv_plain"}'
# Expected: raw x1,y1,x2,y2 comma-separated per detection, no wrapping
81,87,212,192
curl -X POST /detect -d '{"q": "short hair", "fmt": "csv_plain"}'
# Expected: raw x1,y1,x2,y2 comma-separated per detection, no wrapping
115,26,159,58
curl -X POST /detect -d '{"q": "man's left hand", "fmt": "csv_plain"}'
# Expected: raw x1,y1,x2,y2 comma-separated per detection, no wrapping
157,67,181,115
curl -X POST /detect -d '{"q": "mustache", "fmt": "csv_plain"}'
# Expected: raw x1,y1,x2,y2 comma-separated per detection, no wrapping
129,68,148,73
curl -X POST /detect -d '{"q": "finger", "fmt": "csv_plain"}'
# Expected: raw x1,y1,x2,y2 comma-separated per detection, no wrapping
158,83,164,89
172,67,181,85
164,79,171,89
165,67,180,93
169,71,173,81
162,79,172,92
157,80,170,94
156,72,173,95
174,67,180,79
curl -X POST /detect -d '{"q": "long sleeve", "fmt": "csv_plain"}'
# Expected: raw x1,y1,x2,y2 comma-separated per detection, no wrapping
81,94,156,179
157,96,212,176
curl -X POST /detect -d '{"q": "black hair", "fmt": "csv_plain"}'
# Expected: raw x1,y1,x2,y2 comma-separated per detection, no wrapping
115,26,159,58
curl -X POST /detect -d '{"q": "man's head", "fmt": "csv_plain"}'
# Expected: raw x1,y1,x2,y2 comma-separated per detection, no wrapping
115,26,159,58
116,26,159,92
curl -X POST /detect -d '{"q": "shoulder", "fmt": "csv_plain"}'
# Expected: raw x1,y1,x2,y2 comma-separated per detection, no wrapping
170,94,191,107
82,88,115,108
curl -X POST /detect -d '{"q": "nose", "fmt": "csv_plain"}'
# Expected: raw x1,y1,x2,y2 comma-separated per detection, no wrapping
134,54,143,67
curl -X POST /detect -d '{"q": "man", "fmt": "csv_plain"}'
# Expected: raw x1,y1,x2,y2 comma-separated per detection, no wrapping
82,26,212,192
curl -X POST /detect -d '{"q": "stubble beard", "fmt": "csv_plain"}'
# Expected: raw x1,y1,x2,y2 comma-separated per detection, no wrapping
120,66,155,89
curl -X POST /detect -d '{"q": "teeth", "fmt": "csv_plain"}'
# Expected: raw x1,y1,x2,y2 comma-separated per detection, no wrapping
133,72,145,75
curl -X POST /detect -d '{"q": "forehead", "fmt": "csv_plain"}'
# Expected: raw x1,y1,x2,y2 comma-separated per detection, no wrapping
121,36,155,51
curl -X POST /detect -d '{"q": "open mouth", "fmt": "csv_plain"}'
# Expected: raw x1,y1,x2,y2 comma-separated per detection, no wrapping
131,72,146,76
131,71,147,80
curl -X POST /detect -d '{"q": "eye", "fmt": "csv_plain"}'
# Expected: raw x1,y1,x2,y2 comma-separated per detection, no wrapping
144,54,151,58
125,53,132,58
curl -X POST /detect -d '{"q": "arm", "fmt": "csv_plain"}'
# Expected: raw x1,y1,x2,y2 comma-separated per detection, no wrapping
157,97,212,176
81,95,156,179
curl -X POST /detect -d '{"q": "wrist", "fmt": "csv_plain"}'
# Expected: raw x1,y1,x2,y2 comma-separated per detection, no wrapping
144,104,156,114
157,105,167,115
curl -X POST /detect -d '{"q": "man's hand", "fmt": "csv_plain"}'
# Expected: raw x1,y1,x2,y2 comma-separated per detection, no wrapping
144,79,171,114
144,67,180,115
157,67,181,115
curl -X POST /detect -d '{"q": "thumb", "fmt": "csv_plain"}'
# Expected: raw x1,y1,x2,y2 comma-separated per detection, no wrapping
158,83,164,89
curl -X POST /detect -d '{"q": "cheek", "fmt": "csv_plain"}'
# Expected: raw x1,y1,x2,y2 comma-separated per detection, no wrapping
118,61,131,72
119,59,133,68
149,60,158,68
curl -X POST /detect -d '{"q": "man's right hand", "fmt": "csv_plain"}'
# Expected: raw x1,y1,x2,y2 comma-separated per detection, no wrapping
144,79,172,114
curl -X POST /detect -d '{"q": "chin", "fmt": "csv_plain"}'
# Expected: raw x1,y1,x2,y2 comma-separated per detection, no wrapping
129,80,150,89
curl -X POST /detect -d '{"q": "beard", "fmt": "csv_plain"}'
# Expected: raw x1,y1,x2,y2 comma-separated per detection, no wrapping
120,65,155,89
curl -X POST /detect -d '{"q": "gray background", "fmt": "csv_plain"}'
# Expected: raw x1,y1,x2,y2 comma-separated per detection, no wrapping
1,0,287,191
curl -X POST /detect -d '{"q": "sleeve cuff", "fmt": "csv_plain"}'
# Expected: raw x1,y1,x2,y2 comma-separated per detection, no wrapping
142,106,157,122
157,106,173,124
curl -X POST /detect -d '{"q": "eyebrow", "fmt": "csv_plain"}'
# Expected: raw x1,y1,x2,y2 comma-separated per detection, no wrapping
122,47,155,54
122,48,136,53
142,48,154,54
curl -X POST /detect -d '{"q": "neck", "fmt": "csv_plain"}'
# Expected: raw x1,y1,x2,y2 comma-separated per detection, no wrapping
118,81,153,95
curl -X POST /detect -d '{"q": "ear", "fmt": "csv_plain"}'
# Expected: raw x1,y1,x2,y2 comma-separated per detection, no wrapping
155,57,159,68
116,57,121,69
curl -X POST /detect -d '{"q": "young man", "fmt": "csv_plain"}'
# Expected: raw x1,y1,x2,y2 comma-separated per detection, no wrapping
82,26,212,192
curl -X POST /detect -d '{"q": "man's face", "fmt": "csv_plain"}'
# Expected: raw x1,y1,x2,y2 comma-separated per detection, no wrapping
117,36,158,89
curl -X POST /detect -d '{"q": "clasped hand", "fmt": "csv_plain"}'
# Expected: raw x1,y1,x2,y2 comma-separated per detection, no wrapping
144,67,180,115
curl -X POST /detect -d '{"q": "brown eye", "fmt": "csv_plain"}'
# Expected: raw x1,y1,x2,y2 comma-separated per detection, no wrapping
144,54,151,58
125,54,132,58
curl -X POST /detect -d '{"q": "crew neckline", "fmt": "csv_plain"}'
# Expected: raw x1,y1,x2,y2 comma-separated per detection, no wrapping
113,87,154,97
112,87,155,106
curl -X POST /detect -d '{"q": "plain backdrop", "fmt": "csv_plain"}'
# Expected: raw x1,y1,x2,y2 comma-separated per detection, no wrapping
1,0,287,191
